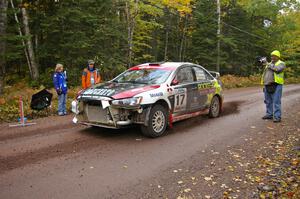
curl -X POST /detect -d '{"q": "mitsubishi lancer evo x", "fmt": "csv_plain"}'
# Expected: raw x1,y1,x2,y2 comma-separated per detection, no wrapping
72,62,223,137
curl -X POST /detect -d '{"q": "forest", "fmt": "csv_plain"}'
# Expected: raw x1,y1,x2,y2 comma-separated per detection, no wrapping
0,0,300,94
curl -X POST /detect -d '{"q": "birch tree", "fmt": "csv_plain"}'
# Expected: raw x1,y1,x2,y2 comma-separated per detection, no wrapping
21,3,39,80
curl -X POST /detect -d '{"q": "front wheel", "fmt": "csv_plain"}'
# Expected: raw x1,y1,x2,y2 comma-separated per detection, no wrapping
209,96,220,118
141,104,168,138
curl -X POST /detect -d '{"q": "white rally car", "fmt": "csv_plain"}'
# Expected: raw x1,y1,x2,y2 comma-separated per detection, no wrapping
72,62,223,137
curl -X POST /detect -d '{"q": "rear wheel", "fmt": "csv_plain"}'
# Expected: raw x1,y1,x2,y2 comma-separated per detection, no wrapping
209,96,220,118
141,104,168,138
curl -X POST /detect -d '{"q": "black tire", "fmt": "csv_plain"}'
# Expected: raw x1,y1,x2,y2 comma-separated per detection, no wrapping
141,104,168,138
209,96,220,118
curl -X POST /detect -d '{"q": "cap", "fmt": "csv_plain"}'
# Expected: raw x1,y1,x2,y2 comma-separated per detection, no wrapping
88,60,95,64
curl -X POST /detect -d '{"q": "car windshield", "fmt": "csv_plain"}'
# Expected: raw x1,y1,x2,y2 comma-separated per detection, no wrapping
113,68,172,84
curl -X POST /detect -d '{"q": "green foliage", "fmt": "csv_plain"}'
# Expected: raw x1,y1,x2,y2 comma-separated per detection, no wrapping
1,0,300,88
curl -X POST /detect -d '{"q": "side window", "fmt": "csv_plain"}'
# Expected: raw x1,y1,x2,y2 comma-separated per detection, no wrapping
176,67,194,84
193,67,214,81
193,67,206,81
205,71,214,80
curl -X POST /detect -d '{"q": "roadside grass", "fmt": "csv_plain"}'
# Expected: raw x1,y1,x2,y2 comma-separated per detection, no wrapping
0,75,300,122
220,75,300,89
0,80,81,122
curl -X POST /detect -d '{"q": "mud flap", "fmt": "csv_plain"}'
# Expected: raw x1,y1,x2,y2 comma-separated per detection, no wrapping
169,111,173,128
142,107,152,126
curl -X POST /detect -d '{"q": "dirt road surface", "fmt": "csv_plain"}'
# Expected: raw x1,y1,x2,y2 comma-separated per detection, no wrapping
1,85,300,199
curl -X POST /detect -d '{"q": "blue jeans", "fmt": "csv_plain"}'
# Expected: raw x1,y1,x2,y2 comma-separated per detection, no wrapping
58,93,67,115
264,84,282,119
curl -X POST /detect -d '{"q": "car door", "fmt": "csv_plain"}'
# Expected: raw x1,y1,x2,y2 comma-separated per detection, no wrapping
170,66,197,115
192,66,215,110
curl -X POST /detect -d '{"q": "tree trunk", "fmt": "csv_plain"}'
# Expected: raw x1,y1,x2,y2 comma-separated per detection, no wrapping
164,8,170,61
10,0,32,77
21,6,39,80
179,15,188,62
0,0,8,95
125,0,139,68
216,0,221,72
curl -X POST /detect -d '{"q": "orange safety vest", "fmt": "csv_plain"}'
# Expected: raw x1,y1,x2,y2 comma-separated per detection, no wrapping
82,68,101,89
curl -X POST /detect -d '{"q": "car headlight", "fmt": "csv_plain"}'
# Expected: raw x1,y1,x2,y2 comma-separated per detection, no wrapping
112,97,143,106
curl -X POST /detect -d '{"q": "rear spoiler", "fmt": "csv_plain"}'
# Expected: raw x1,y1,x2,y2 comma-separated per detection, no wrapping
209,71,220,79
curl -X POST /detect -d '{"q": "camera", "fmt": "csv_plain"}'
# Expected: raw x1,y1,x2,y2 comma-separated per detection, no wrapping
256,56,267,64
256,56,268,67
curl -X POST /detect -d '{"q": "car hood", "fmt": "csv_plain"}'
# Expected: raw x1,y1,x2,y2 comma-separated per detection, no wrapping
80,82,160,100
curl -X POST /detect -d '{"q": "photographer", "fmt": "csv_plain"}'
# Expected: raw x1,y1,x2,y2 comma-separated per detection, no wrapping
261,50,286,123
53,63,68,116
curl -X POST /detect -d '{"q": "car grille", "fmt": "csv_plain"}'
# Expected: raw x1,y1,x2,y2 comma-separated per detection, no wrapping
84,104,108,123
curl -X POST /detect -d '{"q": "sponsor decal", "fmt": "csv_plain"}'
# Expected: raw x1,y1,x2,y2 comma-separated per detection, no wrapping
198,83,216,95
166,84,173,93
83,89,115,96
197,83,214,90
174,88,187,112
150,92,163,97
199,88,216,95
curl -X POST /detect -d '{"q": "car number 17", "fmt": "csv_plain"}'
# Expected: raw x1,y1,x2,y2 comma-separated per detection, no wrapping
174,88,187,112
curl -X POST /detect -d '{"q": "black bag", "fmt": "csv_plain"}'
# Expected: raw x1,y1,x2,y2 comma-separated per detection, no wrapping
30,89,53,111
266,83,277,94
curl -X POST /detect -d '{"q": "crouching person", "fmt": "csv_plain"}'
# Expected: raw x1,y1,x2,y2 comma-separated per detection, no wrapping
53,63,68,116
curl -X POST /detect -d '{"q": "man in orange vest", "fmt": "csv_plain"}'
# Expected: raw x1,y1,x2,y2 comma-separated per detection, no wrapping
82,60,101,89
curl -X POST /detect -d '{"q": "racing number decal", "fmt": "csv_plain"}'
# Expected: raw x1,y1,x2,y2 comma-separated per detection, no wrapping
174,88,187,112
176,94,185,106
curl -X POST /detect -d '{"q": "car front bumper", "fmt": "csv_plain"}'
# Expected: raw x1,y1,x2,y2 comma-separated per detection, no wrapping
71,100,151,128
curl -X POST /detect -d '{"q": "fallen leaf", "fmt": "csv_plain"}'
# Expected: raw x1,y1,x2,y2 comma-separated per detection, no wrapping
0,98,5,105
184,188,191,193
204,177,212,181
277,140,284,145
221,184,228,189
228,166,235,172
177,181,183,184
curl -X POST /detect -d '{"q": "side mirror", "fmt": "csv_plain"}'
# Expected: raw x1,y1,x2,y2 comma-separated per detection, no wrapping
171,79,179,86
209,71,220,79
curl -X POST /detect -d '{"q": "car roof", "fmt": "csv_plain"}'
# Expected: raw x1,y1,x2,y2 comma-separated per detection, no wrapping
132,62,194,71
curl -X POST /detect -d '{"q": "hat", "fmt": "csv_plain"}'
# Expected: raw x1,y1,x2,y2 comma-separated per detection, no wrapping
88,60,95,64
271,50,280,58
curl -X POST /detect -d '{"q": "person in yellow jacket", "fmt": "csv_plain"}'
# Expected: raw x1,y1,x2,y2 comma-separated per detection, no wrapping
261,50,285,123
82,60,101,89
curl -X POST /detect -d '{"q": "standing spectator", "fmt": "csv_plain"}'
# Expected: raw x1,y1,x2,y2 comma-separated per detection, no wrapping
261,50,286,123
82,59,101,89
53,63,68,116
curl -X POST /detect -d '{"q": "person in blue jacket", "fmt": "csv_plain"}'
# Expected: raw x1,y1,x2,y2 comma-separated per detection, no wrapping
53,63,68,116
